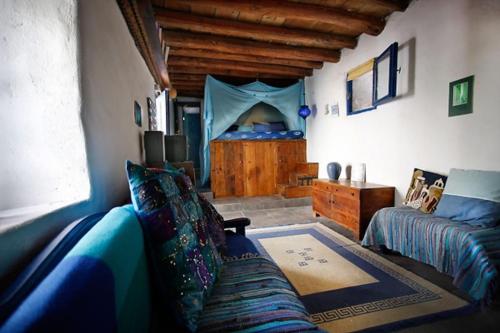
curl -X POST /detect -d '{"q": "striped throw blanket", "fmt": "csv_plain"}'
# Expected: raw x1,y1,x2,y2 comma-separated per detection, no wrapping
198,257,321,332
362,206,500,304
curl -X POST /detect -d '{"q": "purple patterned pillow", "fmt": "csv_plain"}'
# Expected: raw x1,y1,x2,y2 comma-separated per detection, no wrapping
197,193,227,253
126,161,221,332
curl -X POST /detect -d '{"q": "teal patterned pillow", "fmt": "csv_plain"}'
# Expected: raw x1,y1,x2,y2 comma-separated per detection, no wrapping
164,162,227,252
163,165,223,278
126,161,220,332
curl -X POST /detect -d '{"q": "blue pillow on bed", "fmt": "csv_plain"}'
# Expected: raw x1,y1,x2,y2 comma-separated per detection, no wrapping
433,169,500,227
269,121,287,131
237,124,253,132
253,122,272,132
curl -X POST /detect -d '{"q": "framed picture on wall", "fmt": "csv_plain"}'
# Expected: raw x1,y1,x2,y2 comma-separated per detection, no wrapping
134,101,142,127
449,75,474,117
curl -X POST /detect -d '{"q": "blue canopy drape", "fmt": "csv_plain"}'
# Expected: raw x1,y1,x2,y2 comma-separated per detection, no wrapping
201,75,305,185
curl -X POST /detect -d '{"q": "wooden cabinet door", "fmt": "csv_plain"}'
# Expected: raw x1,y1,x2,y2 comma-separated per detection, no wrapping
313,189,332,218
275,141,306,185
242,141,276,196
211,141,243,197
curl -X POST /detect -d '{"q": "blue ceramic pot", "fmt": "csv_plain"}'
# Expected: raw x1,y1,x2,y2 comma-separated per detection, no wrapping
327,162,342,180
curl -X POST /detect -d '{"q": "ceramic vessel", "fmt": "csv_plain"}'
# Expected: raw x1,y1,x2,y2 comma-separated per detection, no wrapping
327,162,342,180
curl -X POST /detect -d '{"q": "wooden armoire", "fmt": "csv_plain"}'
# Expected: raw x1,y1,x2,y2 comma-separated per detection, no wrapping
210,139,307,198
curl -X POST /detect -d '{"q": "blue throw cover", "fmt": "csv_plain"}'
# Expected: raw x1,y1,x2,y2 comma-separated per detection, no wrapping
217,130,304,141
126,161,222,332
434,169,500,227
198,257,319,333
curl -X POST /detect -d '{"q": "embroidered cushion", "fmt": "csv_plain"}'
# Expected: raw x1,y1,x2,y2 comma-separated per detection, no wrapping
163,164,224,273
126,161,219,332
434,169,500,227
164,162,227,253
197,193,227,253
404,168,447,213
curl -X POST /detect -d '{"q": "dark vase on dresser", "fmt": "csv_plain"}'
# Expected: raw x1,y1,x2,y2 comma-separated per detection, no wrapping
327,162,342,180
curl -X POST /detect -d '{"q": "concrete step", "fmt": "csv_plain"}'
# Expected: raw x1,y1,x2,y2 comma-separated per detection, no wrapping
213,195,311,213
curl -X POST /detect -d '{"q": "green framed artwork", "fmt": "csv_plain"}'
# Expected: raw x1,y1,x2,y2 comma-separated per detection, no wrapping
449,75,474,117
134,101,142,127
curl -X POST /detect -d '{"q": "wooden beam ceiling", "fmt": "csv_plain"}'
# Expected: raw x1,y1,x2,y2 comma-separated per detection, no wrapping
168,57,313,77
169,66,301,79
162,30,340,63
169,48,323,69
155,9,357,50
147,0,409,96
162,0,386,36
117,0,170,89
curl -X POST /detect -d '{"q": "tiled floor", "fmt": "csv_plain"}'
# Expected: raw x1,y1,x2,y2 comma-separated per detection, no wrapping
212,195,500,333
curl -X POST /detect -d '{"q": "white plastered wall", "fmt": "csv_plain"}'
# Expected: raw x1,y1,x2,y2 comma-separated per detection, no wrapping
306,0,500,205
0,0,155,284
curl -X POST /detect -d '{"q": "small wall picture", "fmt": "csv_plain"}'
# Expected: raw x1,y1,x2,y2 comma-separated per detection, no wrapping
134,101,142,127
147,97,157,130
449,75,473,117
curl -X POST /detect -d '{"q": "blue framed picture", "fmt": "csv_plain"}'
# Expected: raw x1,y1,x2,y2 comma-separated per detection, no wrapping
134,101,142,127
373,42,398,106
346,42,399,116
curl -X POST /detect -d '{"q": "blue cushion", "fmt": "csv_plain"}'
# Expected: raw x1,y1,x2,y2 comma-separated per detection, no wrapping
269,121,287,131
434,169,500,227
253,122,272,132
237,124,253,132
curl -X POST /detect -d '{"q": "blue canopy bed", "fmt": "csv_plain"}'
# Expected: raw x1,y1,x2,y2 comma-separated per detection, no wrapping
201,75,306,185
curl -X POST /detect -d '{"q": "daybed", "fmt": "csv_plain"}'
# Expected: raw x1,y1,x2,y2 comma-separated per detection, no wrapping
362,168,500,304
0,164,319,332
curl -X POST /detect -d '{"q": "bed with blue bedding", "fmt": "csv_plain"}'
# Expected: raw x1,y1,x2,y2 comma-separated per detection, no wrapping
362,206,500,304
216,130,304,141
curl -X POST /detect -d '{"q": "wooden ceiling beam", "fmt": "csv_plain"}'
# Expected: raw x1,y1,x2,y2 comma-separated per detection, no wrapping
359,0,409,12
169,66,301,79
290,0,409,13
167,56,312,77
155,9,356,50
163,31,340,63
169,0,385,36
170,74,207,81
169,48,323,69
171,80,205,86
176,90,204,98
117,0,170,89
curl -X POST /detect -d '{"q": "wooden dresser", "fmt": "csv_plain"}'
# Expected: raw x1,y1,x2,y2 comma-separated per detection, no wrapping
312,179,395,240
210,139,306,198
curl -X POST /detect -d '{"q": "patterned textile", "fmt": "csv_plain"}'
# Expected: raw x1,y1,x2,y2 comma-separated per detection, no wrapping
434,169,500,227
404,168,447,213
362,206,500,304
217,130,304,141
197,193,227,253
198,257,320,333
126,161,221,332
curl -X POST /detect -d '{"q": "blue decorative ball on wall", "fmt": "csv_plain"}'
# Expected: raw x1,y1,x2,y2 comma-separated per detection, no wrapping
327,162,342,180
298,105,312,119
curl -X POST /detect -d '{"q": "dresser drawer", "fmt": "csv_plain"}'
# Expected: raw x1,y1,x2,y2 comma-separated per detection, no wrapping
328,209,358,231
313,180,335,192
330,193,359,216
331,184,358,199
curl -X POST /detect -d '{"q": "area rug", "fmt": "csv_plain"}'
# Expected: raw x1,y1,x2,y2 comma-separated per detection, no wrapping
246,223,473,332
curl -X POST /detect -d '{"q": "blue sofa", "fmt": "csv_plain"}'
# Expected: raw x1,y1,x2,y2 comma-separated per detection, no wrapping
0,205,319,332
